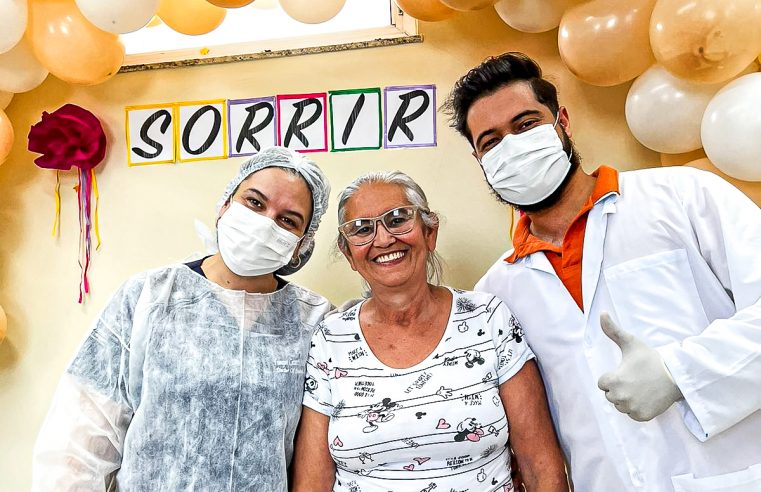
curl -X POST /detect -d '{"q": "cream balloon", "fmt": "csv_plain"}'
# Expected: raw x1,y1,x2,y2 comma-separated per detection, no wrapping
626,65,728,154
0,90,13,110
75,0,159,34
28,0,125,86
0,0,27,54
686,158,761,206
158,0,226,35
279,0,346,24
440,0,496,11
651,0,761,85
495,0,581,34
0,108,13,165
0,303,7,344
702,72,761,181
0,37,48,93
559,0,657,87
395,0,456,22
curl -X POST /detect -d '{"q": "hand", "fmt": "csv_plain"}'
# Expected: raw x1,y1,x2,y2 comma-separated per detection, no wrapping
597,313,683,421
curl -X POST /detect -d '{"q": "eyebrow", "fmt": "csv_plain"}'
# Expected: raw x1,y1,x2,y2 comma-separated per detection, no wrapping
474,109,544,149
242,187,306,226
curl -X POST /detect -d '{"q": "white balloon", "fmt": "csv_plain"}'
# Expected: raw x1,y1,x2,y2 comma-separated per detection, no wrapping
75,0,159,34
0,37,48,93
702,72,761,182
494,0,580,33
0,0,27,54
279,0,346,24
625,64,726,154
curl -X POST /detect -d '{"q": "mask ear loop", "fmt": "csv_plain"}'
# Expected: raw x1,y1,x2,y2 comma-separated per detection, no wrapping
553,108,574,162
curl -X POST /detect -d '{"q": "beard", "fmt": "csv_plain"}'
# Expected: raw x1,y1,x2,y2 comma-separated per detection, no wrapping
486,127,582,214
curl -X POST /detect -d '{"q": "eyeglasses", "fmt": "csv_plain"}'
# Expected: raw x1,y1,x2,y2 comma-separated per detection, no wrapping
339,206,423,246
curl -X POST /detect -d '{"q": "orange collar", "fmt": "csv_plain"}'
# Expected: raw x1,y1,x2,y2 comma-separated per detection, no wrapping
505,166,620,263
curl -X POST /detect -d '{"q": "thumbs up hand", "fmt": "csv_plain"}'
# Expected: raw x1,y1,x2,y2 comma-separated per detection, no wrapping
597,313,683,422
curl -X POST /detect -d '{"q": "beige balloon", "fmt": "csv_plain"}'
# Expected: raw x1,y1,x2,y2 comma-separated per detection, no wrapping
158,0,226,35
651,0,761,84
0,303,6,344
279,0,346,24
686,158,761,207
559,0,657,86
0,36,48,93
0,108,13,166
0,90,12,110
495,0,581,34
28,0,125,86
440,0,496,11
395,0,456,22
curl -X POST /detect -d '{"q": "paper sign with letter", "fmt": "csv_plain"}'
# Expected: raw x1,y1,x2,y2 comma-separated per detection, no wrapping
228,97,277,157
277,93,328,153
176,100,228,162
126,103,176,166
384,85,437,149
329,88,382,152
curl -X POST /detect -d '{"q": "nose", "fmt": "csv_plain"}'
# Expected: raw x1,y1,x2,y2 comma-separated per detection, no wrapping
372,219,396,247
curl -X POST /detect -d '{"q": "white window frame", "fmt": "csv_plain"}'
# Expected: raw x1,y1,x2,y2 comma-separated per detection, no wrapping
120,4,419,73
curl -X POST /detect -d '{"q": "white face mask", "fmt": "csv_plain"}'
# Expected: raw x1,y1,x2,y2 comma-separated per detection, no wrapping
479,116,573,207
217,201,302,277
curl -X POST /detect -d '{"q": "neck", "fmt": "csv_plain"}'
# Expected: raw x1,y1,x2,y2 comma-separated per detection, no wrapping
525,168,596,247
366,281,442,328
201,253,279,293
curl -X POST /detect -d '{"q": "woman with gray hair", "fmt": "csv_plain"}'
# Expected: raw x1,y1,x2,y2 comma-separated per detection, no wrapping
292,171,567,492
32,147,332,491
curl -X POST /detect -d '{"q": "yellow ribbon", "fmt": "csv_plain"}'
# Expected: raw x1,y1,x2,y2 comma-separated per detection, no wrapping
92,168,101,249
52,171,61,237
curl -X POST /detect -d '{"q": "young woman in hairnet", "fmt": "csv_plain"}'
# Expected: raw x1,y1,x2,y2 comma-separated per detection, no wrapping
31,147,332,491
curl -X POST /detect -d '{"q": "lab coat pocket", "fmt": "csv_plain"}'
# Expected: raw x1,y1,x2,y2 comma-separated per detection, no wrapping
672,463,761,492
603,249,709,344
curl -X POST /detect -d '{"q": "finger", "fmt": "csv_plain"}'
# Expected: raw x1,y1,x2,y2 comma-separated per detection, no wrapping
600,312,636,353
598,373,614,392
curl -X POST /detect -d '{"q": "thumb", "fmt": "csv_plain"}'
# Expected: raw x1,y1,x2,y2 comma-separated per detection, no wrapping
600,312,636,353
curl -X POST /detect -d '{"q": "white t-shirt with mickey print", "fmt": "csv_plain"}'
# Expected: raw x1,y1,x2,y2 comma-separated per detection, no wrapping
303,288,534,492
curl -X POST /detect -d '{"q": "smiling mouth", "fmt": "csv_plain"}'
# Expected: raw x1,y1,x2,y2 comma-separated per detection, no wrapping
374,251,406,264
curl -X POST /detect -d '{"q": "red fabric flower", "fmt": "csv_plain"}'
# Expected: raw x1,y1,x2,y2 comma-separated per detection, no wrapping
28,104,106,171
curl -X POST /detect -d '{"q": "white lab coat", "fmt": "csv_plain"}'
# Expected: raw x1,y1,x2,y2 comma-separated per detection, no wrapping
475,167,761,491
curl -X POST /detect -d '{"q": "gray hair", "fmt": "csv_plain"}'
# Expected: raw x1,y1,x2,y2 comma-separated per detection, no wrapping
336,171,444,286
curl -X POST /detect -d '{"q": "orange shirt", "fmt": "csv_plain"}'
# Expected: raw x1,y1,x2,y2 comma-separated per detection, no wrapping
506,166,620,310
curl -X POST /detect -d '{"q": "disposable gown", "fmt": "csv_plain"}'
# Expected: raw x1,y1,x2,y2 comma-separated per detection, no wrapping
32,264,331,491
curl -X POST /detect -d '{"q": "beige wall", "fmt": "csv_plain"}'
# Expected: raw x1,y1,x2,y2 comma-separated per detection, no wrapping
0,9,657,490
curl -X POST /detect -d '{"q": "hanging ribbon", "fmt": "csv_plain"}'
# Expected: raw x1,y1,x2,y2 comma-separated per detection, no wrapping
52,171,61,237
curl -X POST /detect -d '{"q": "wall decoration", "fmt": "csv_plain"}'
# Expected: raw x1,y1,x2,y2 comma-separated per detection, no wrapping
277,92,328,153
384,84,436,149
227,96,277,157
329,88,382,152
126,103,176,166
27,104,107,302
175,100,227,162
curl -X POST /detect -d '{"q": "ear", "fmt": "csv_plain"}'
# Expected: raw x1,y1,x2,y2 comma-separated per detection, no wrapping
557,106,572,138
424,217,439,252
216,199,232,226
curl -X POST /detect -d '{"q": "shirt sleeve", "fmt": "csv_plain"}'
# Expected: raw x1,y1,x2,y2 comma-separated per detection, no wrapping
657,168,761,441
302,323,334,416
32,276,144,491
489,298,535,385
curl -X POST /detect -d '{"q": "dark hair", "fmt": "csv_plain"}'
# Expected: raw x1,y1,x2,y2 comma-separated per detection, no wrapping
442,52,560,145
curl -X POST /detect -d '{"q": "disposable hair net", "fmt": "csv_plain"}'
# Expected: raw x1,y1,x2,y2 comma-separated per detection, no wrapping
218,147,331,275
